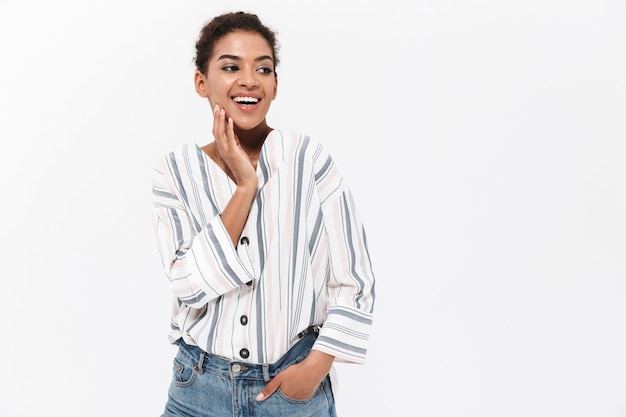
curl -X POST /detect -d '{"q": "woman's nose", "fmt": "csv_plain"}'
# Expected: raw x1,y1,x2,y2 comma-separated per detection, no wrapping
237,68,259,88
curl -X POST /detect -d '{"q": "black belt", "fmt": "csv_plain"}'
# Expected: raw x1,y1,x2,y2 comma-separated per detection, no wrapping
297,325,321,339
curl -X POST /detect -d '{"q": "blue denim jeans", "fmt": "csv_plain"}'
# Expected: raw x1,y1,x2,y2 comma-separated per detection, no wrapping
160,330,336,417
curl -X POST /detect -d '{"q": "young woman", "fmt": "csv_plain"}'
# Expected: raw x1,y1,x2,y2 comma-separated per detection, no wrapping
152,11,376,416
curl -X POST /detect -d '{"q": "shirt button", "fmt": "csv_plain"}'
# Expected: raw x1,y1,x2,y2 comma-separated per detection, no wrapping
240,236,249,245
246,281,253,287
240,348,249,359
240,315,248,325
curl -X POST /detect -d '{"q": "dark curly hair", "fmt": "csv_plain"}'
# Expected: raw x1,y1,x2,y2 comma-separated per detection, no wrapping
195,11,280,76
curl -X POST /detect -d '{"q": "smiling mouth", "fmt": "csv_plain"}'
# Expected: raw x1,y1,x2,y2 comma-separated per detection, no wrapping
232,96,260,106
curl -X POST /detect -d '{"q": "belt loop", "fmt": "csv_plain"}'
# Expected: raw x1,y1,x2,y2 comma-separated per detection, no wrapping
195,352,205,375
262,364,270,382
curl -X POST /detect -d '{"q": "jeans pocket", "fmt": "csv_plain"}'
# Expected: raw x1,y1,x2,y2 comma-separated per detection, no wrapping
275,384,322,404
172,357,197,387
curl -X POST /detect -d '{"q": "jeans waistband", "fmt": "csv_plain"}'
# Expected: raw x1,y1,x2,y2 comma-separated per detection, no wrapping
177,326,320,382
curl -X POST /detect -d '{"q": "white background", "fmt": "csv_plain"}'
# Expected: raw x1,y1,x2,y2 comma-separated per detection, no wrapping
1,1,625,416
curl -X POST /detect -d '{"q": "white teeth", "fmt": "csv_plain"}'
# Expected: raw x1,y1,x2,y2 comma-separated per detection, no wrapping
233,96,260,104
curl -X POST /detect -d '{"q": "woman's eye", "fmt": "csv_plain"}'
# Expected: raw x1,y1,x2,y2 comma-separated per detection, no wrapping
223,65,239,72
257,67,273,75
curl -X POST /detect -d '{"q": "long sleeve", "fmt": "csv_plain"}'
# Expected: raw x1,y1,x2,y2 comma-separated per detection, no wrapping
152,147,255,309
310,144,376,364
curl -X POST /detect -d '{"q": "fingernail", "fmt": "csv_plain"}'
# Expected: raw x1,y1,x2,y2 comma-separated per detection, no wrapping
256,393,264,401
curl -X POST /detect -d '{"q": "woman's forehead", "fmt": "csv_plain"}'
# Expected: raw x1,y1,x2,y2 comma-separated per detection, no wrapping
212,31,273,57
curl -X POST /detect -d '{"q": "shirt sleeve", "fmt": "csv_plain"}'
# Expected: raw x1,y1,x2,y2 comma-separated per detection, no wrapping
151,153,255,309
311,144,376,364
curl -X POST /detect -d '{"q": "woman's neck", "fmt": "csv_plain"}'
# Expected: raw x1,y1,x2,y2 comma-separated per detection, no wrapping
235,122,272,152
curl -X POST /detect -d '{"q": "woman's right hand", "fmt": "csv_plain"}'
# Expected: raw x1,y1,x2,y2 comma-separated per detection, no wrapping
212,104,258,187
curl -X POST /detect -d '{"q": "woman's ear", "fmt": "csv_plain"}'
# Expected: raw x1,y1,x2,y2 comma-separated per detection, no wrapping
194,70,209,98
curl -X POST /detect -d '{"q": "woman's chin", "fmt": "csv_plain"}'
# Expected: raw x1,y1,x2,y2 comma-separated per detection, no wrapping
232,118,267,132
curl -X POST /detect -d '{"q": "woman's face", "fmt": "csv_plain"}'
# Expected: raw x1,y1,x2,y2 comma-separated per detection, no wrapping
196,30,277,131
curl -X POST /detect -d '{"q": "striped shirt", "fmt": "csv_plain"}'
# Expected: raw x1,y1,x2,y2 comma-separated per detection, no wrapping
152,129,375,364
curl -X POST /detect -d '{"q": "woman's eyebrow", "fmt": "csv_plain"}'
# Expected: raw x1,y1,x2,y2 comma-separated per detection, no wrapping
217,54,273,62
217,54,240,61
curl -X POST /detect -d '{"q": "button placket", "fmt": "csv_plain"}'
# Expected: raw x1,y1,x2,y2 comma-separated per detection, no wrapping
235,234,254,362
